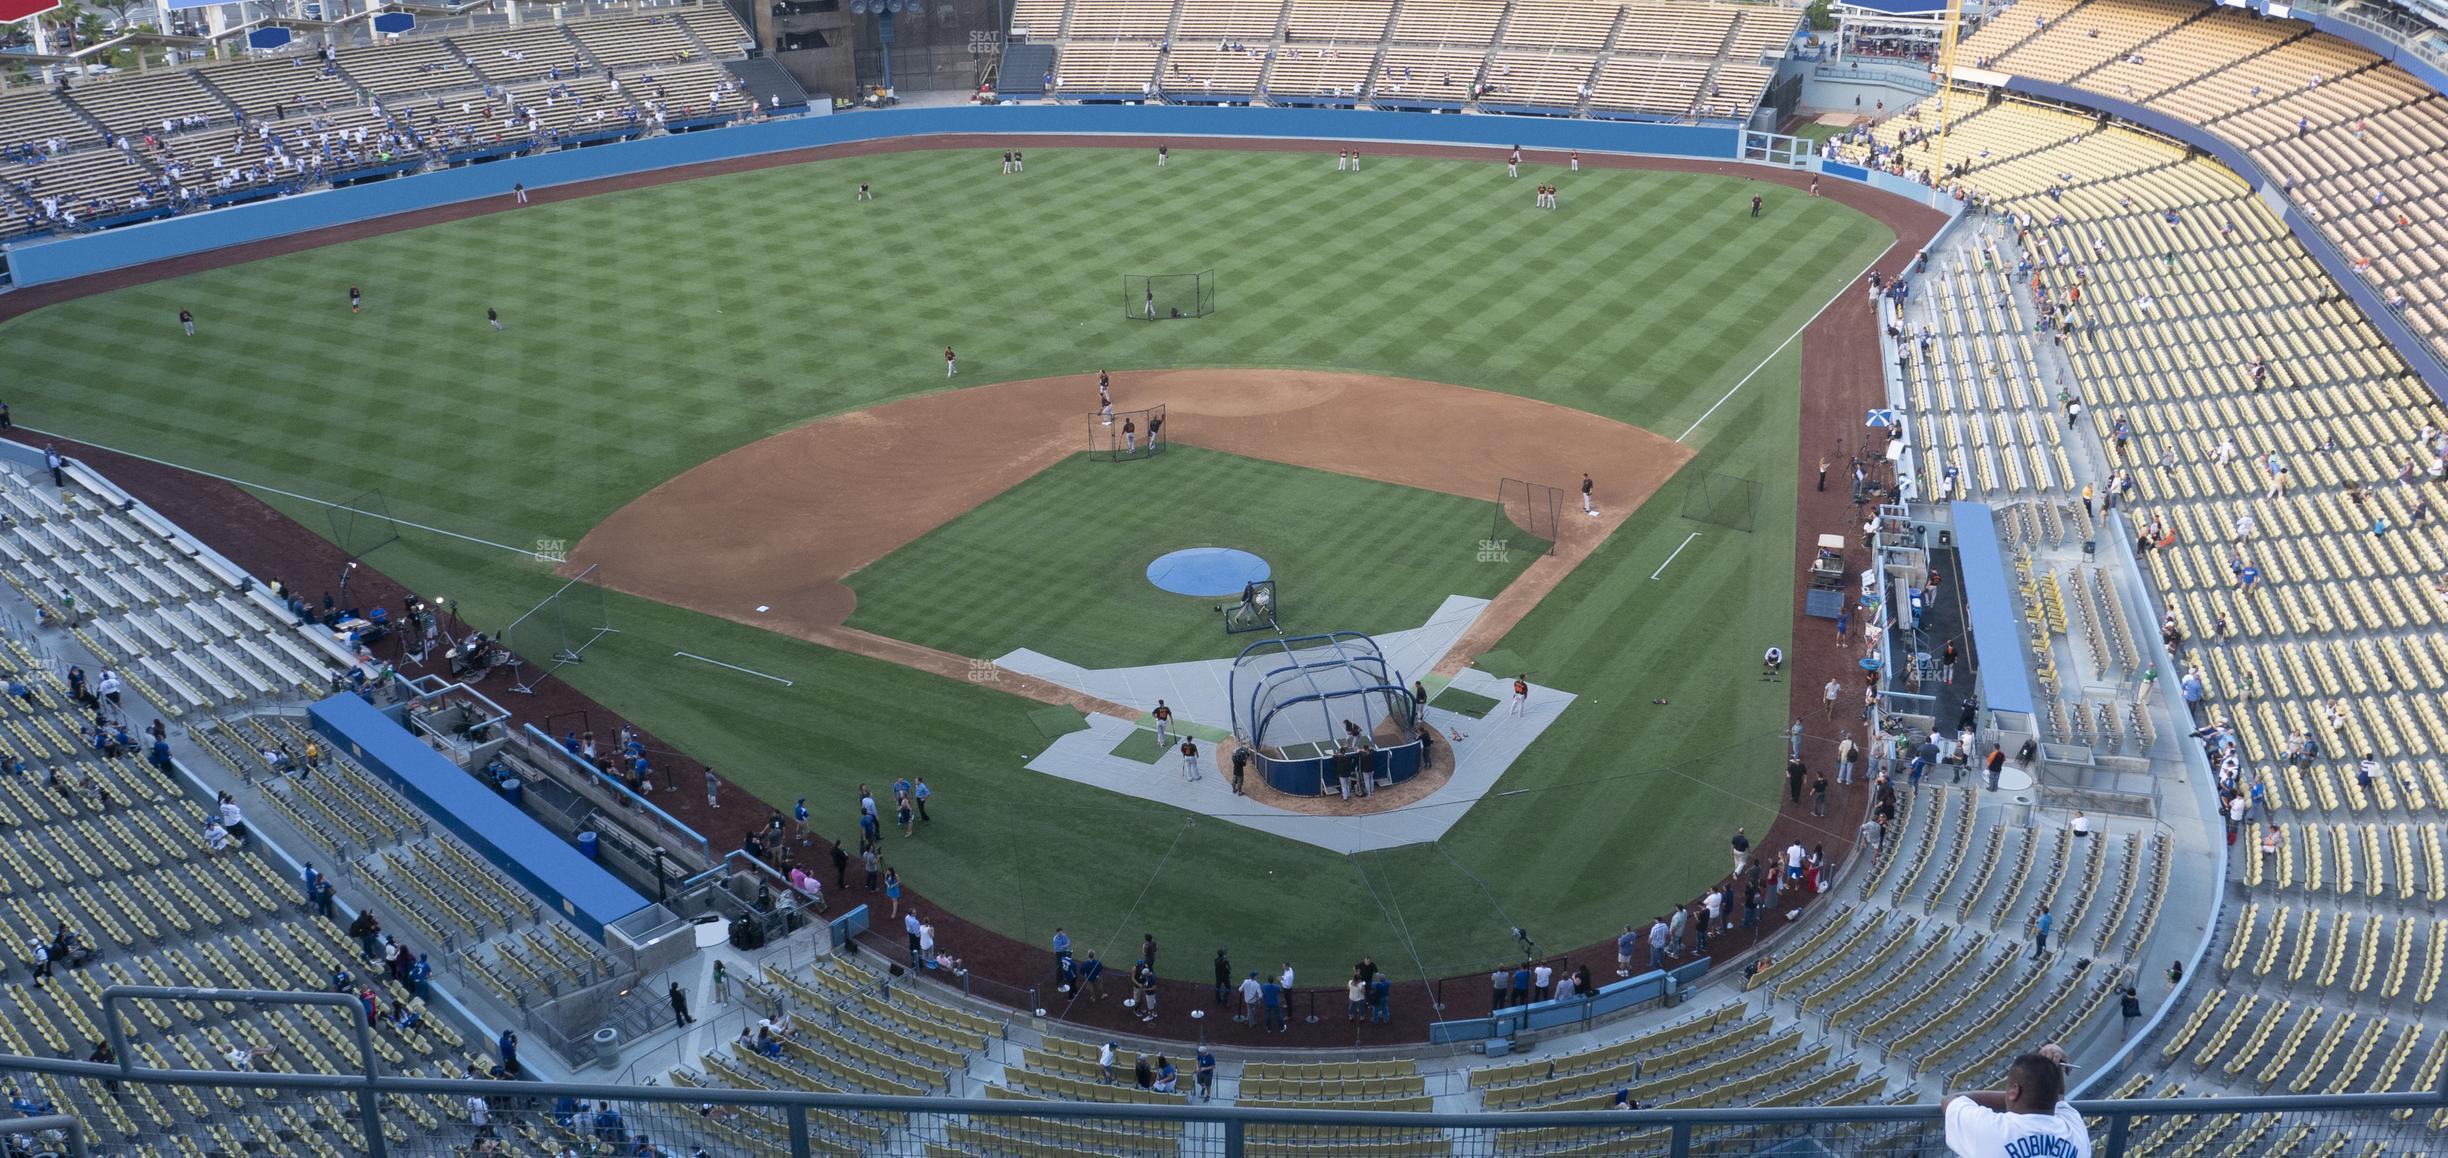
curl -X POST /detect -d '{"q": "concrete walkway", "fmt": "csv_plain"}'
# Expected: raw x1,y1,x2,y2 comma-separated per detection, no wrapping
1004,597,1576,853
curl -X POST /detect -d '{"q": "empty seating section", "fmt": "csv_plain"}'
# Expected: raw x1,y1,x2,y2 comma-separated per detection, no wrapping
334,39,478,100
1010,0,1068,38
1375,48,1490,104
0,471,341,711
61,73,231,138
1485,52,1599,110
1589,57,1714,118
449,23,589,85
1016,0,1773,118
198,56,361,118
1282,0,1392,41
677,6,755,54
1058,42,1166,96
1388,0,1502,45
1955,0,2088,65
0,89,103,151
2087,9,2296,105
1165,44,1273,94
1500,0,1615,51
569,14,714,70
1964,0,2448,369
1175,0,1288,40
1264,44,1377,100
1726,10,1800,61
1989,0,2201,84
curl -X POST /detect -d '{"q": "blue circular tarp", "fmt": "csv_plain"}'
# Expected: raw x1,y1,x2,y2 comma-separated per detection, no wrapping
1146,547,1269,597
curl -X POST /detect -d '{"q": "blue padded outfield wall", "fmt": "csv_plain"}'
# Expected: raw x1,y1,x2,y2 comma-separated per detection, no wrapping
308,693,653,941
4,106,1737,287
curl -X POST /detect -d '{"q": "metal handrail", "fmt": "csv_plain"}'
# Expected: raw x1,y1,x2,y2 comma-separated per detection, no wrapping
0,1047,2443,1157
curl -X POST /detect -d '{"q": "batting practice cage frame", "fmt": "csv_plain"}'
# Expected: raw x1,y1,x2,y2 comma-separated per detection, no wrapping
502,564,616,694
1493,477,1564,557
1089,404,1169,462
1221,578,1278,634
1228,632,1424,796
1124,271,1216,320
1680,469,1763,532
329,489,402,558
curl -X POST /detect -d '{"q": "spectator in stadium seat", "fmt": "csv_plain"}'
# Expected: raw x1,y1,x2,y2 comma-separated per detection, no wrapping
1944,1043,2087,1155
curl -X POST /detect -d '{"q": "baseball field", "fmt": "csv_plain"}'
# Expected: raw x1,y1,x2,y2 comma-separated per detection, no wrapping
0,142,1896,978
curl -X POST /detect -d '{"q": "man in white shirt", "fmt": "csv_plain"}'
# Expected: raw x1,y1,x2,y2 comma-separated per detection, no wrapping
1943,1043,2089,1157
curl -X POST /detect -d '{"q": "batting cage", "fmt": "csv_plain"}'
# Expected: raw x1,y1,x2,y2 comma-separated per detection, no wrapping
1220,578,1278,634
1229,631,1424,795
503,564,616,693
1123,270,1216,320
1089,404,1168,461
1493,477,1563,557
329,489,402,558
1680,469,1763,532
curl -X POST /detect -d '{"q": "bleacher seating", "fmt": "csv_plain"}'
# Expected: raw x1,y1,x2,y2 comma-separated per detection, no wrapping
1010,0,1781,121
0,4,765,240
1949,0,2448,367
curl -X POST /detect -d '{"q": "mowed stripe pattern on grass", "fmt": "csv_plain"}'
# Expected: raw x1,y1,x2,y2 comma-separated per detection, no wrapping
11,148,1892,973
1,150,1882,550
844,447,1535,669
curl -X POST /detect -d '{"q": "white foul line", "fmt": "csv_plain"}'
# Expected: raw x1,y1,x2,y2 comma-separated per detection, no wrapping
1651,532,1702,580
14,425,550,559
1676,248,1898,444
674,651,796,686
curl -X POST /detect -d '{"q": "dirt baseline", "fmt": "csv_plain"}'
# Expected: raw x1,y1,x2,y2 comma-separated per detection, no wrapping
568,369,1689,683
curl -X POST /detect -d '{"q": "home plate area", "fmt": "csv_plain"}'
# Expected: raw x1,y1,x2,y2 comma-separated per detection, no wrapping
1006,596,1576,854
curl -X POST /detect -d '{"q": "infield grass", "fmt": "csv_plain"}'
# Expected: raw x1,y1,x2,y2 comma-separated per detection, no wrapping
845,446,1534,669
9,145,1891,976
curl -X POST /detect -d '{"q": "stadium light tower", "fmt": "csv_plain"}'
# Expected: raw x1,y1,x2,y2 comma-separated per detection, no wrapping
851,0,924,96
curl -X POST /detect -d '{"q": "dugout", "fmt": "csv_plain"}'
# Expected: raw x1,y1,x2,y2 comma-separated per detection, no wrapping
1229,632,1424,796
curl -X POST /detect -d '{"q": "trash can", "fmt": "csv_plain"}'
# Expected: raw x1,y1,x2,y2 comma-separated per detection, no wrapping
591,1026,620,1067
500,777,522,805
2009,795,2034,829
577,831,600,860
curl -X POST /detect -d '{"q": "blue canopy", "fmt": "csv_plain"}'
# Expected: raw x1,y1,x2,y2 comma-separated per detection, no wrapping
309,694,651,940
1948,502,2035,715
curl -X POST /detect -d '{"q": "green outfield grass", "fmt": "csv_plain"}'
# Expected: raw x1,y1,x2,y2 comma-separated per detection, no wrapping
845,446,1533,669
4,145,1892,976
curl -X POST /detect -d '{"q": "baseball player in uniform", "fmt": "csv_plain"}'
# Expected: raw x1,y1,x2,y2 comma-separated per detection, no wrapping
180,309,195,336
487,308,502,331
1569,149,1580,172
1510,675,1530,716
1582,473,1597,516
349,285,362,314
1153,701,1173,749
1508,147,1521,178
1145,286,1157,319
1001,150,1013,174
1099,372,1114,424
1180,737,1202,782
945,346,957,377
1157,144,1168,166
857,182,873,200
1123,418,1137,453
1338,148,1348,171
